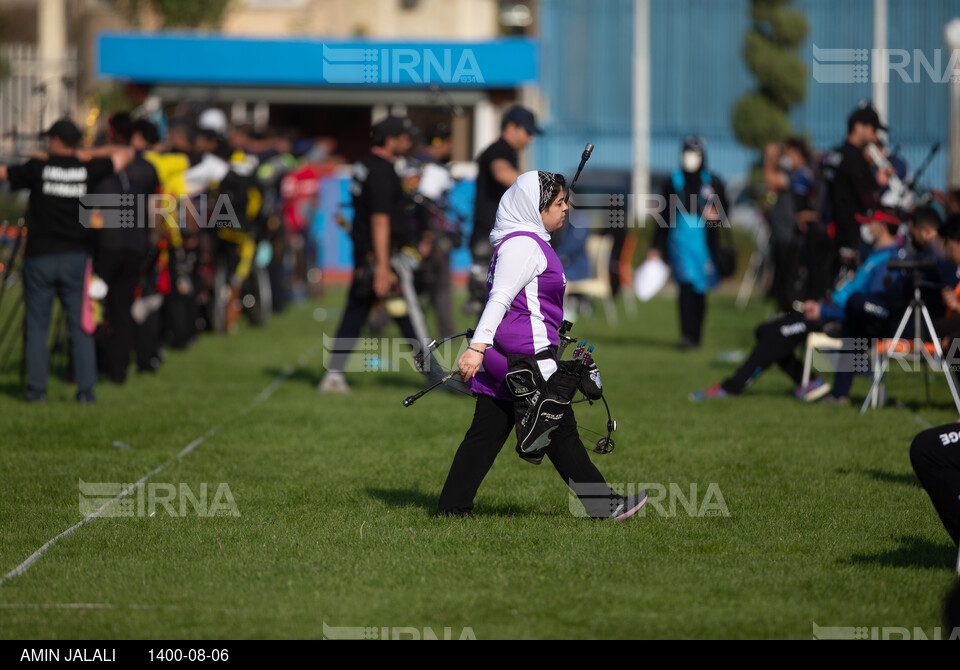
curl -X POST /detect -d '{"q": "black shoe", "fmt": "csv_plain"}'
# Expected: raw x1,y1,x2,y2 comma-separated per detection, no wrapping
76,391,96,404
25,392,47,404
677,337,699,350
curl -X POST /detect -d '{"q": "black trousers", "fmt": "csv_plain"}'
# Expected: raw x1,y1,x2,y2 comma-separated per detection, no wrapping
910,424,960,546
834,217,861,267
771,239,803,313
804,222,834,302
678,283,706,345
325,275,419,373
436,394,621,518
95,249,144,384
831,293,899,399
135,305,162,372
721,314,819,394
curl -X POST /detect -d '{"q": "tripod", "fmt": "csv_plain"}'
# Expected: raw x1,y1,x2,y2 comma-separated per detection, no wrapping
860,274,960,415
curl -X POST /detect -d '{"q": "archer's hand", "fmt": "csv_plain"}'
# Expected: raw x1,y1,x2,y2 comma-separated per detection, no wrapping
374,263,392,299
457,345,486,382
803,300,821,321
943,286,960,312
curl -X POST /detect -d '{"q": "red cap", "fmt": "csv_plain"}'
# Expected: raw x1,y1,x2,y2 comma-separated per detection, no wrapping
855,209,901,226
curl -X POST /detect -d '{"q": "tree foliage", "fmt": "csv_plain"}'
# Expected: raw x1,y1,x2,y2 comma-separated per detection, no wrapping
108,0,232,29
732,0,809,149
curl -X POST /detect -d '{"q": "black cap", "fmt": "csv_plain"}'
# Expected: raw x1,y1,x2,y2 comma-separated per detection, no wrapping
40,118,82,147
501,106,542,136
682,135,706,154
426,122,452,145
372,115,414,145
849,104,888,132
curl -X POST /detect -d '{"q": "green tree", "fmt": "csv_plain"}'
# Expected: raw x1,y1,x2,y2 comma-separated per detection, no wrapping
108,0,232,29
732,0,809,149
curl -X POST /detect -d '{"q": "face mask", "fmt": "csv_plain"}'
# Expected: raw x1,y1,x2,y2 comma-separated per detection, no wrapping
860,225,877,245
778,156,794,171
682,151,702,173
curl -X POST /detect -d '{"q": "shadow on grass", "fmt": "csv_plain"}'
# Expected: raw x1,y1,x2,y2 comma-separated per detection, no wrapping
835,467,921,489
848,535,956,569
0,378,24,399
366,487,540,518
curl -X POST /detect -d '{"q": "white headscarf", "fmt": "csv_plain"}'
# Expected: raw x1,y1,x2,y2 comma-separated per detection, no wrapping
489,170,551,245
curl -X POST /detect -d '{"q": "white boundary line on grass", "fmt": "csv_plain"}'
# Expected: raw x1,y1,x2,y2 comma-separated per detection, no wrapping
0,346,320,587
0,602,245,613
892,398,934,429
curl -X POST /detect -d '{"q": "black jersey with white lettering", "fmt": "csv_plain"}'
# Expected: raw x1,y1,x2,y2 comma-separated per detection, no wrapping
349,150,407,268
471,138,517,247
6,155,114,257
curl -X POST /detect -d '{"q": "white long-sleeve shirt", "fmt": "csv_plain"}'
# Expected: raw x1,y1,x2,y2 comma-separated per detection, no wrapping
472,235,548,346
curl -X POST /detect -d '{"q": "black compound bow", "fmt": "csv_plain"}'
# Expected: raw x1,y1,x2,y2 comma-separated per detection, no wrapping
403,321,618,455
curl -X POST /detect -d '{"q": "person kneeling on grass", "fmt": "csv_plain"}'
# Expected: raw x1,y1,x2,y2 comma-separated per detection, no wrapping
910,424,960,572
435,171,647,521
690,208,902,404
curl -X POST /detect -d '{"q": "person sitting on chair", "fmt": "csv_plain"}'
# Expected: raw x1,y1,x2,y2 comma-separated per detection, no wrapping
932,215,960,353
690,208,902,404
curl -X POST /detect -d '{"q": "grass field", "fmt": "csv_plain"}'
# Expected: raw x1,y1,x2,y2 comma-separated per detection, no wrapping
0,286,958,640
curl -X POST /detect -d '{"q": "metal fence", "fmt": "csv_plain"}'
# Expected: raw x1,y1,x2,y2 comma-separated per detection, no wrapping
0,42,78,159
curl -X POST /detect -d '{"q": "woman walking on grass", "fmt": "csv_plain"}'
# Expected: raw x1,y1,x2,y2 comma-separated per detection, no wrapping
435,171,648,520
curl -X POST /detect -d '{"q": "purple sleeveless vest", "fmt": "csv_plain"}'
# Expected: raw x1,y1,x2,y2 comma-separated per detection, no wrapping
469,231,566,400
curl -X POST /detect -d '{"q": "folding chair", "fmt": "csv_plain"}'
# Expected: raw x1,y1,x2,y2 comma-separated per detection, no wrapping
565,234,617,324
801,332,845,389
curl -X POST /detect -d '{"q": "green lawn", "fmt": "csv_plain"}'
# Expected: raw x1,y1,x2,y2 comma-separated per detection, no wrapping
0,287,957,640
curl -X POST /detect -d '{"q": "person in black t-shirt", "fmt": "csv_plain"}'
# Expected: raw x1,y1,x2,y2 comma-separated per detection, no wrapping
0,118,133,403
93,113,161,384
318,115,419,393
829,104,894,276
464,105,540,314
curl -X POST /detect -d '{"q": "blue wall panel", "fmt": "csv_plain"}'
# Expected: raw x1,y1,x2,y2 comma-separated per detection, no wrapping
99,33,539,88
537,0,960,190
